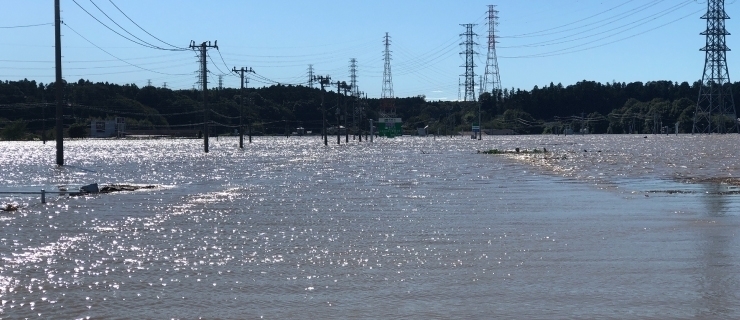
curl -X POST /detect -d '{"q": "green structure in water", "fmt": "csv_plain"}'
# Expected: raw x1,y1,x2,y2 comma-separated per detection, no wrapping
377,118,402,138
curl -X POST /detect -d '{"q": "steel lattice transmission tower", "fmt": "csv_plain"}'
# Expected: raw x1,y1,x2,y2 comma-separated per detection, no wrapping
693,0,738,134
483,5,502,96
381,32,395,117
460,24,478,102
350,58,361,134
350,58,359,97
307,64,315,88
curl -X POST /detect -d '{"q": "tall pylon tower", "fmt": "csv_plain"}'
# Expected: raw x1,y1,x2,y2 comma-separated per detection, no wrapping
483,5,502,96
350,58,359,97
381,32,395,117
460,24,478,102
307,64,315,88
693,0,738,134
350,58,361,135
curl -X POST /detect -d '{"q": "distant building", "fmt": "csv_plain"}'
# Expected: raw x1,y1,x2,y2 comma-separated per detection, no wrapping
90,118,126,138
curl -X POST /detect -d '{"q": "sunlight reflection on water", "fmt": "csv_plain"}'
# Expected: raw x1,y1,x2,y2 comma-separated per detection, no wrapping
0,135,739,318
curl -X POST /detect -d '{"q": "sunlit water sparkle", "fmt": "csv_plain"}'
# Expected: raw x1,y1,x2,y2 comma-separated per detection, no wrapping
0,135,739,318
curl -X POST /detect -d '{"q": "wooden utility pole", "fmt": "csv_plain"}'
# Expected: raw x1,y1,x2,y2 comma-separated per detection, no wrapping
336,81,343,145
312,75,331,146
339,82,352,143
232,67,254,149
190,40,218,153
55,0,64,165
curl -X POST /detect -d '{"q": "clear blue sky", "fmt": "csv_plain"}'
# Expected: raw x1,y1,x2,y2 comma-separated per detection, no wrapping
1,0,735,101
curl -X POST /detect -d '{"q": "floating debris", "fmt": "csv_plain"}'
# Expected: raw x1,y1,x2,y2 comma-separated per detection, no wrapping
80,183,99,193
2,202,19,212
100,185,157,193
479,148,549,155
678,177,740,187
75,184,157,195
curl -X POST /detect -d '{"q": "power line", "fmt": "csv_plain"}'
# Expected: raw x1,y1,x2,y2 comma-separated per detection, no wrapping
107,0,187,50
63,22,192,76
500,1,692,49
0,23,53,29
500,6,701,59
86,0,184,51
500,0,640,39
71,0,184,51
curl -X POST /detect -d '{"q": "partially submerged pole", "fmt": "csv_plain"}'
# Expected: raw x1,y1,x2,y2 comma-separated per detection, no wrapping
369,119,374,142
54,0,64,166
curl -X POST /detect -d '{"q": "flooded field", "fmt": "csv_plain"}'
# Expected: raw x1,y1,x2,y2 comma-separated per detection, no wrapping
0,134,738,318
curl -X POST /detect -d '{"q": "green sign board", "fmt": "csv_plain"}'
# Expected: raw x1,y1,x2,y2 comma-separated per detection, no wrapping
377,118,403,138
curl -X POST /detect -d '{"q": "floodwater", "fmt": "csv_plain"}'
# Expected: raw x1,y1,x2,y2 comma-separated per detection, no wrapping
0,134,739,319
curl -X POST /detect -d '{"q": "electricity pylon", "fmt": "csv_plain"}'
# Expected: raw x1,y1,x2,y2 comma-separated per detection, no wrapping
482,5,502,96
693,0,738,134
460,24,478,102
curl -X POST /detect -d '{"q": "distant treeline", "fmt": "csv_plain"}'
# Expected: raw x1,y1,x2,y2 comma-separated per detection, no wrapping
0,78,736,140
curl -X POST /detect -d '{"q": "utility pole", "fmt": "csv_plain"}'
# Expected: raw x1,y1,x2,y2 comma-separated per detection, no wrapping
55,0,64,166
357,91,364,142
312,75,331,145
693,0,738,134
338,81,352,143
335,81,345,145
190,40,218,153
369,119,374,142
478,87,482,140
460,23,478,102
248,98,253,143
477,75,483,140
233,66,254,149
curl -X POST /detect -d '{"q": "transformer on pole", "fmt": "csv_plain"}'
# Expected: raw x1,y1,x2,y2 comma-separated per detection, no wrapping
693,0,738,134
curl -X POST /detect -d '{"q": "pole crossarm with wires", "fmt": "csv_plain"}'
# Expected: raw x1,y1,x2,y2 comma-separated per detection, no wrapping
233,67,255,149
189,40,218,153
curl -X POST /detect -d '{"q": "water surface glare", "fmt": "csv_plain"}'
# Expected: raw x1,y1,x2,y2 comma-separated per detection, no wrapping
1,135,739,318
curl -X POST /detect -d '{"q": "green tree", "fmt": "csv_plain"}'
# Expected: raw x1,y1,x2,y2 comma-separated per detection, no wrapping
0,120,27,140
